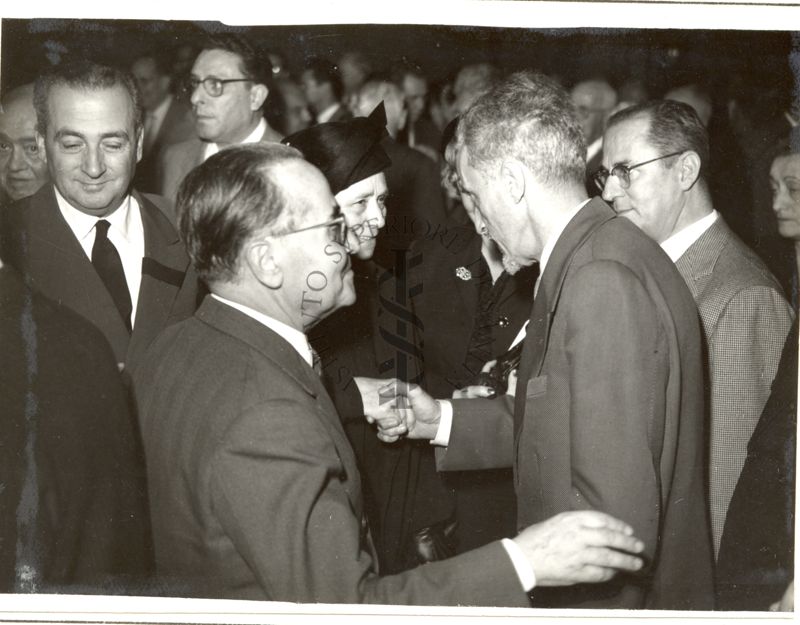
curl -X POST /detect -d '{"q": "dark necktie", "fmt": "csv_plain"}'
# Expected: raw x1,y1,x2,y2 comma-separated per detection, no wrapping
92,219,132,333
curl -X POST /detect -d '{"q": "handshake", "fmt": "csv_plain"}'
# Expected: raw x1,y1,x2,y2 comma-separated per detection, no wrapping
354,377,442,443
352,377,648,589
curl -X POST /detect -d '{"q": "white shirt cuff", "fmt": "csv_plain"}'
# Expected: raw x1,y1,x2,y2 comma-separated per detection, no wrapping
430,399,453,446
501,538,537,592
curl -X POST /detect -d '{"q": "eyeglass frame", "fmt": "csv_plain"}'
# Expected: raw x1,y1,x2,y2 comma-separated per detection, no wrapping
186,76,255,98
272,214,349,248
593,150,685,193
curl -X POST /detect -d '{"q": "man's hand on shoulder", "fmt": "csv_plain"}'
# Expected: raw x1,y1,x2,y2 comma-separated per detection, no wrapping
513,511,645,587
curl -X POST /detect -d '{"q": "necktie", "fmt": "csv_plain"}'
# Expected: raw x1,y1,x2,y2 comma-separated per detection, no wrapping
92,220,132,333
309,345,323,376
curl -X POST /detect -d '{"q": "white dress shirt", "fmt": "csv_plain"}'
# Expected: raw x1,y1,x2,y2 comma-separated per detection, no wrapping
203,117,267,162
55,189,145,326
660,210,719,262
210,294,314,367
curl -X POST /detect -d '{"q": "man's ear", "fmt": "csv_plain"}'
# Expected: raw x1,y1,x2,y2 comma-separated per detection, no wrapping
35,131,47,165
245,239,283,288
501,159,526,205
250,84,269,112
677,151,702,190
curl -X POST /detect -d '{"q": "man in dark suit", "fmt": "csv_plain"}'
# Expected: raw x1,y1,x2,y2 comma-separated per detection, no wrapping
158,34,282,202
133,142,646,603
1,60,198,375
599,100,793,560
570,79,617,196
0,260,150,594
301,57,352,125
382,72,714,610
131,52,195,193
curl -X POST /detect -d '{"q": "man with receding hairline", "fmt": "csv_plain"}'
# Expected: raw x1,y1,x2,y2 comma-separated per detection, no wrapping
0,83,49,204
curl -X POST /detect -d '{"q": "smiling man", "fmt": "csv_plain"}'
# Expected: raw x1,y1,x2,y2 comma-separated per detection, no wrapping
134,142,647,604
158,34,282,202
1,60,198,373
0,83,50,204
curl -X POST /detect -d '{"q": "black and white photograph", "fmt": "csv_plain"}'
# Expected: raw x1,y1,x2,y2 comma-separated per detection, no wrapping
0,2,797,623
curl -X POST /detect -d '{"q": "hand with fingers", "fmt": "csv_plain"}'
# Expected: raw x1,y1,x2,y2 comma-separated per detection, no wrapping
513,511,646,587
354,377,413,439
373,380,444,443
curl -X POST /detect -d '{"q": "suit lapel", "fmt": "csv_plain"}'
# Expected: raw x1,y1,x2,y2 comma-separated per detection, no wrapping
674,218,726,300
22,186,131,361
513,199,616,437
197,297,363,513
126,191,191,366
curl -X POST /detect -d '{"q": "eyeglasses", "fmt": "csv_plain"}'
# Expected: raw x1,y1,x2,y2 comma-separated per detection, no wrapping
187,76,254,98
275,215,349,247
593,151,684,192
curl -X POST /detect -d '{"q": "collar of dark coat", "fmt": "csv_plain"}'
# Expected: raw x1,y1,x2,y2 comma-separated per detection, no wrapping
196,295,319,398
536,197,617,310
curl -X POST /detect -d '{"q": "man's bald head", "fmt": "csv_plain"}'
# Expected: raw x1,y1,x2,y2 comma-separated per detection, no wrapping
0,83,50,202
353,80,406,138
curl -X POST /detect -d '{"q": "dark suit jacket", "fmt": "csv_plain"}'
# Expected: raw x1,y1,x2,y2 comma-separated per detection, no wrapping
134,296,528,605
135,98,195,194
439,199,714,609
0,265,151,593
407,227,537,553
1,185,198,373
158,124,282,201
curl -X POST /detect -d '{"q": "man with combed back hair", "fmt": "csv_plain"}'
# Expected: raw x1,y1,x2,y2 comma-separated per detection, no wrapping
134,141,646,604
376,72,715,609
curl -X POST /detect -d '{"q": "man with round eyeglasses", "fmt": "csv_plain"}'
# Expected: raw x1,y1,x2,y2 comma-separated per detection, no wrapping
157,33,282,202
600,99,794,568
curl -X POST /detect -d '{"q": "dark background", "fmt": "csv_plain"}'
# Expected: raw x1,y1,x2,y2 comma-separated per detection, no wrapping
1,18,797,99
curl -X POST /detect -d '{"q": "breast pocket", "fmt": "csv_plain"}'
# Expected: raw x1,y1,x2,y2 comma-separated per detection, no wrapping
525,374,548,399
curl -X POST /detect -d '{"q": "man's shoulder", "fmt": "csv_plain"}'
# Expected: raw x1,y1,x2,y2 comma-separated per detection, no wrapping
161,137,204,163
712,223,786,293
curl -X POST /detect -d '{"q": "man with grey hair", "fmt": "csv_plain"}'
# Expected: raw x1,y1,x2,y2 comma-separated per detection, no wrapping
599,100,793,562
134,141,646,603
379,71,714,609
570,78,618,195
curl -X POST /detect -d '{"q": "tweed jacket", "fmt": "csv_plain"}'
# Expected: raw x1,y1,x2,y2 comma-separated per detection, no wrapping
673,216,793,555
134,296,529,605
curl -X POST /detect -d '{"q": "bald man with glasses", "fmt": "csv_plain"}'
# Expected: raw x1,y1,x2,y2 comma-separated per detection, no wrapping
157,33,282,202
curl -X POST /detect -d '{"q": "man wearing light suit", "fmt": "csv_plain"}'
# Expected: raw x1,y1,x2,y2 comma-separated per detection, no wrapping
133,142,646,604
380,73,715,610
157,34,282,202
599,100,794,560
1,60,198,375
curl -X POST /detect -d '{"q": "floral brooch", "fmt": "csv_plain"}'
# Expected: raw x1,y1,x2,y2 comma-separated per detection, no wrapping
455,266,472,281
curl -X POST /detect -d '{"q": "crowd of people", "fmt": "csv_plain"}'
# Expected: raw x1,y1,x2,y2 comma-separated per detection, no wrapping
0,30,796,612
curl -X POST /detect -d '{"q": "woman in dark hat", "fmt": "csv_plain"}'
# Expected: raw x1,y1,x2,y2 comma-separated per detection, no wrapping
282,104,457,574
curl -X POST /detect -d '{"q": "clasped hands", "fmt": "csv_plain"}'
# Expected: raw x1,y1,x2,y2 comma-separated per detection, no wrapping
354,377,438,442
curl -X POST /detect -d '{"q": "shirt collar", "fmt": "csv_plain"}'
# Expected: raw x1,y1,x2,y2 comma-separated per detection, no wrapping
315,103,341,124
210,294,314,367
54,186,134,244
660,210,719,262
203,117,267,161
586,137,603,162
539,199,591,276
